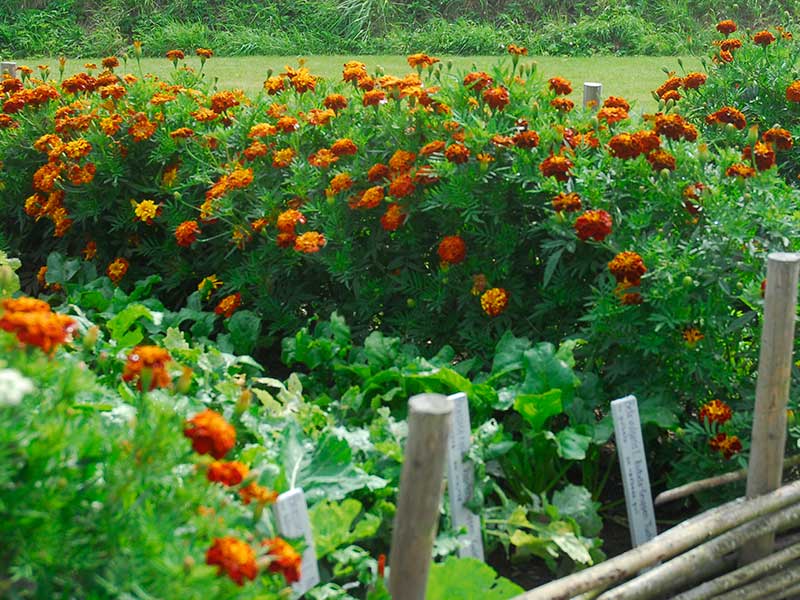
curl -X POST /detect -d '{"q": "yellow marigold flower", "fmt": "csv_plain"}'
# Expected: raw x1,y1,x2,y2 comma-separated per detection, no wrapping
162,164,179,187
481,287,509,317
683,327,705,348
82,240,97,260
272,147,296,168
294,231,326,253
133,199,161,224
198,274,222,299
63,138,92,160
248,122,277,138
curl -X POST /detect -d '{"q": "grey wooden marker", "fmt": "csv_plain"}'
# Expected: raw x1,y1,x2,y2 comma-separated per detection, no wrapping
583,81,603,109
611,395,657,547
446,392,484,560
273,488,320,595
1,62,16,78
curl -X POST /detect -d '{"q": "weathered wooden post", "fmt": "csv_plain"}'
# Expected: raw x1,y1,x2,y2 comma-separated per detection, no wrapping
389,393,453,600
583,82,603,109
1,61,16,77
740,252,800,565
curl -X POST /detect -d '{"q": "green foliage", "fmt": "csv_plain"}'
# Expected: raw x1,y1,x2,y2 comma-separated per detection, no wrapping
426,557,523,599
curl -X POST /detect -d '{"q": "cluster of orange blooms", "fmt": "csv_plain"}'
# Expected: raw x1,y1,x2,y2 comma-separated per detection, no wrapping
122,345,173,390
608,251,647,306
699,399,733,425
0,296,76,353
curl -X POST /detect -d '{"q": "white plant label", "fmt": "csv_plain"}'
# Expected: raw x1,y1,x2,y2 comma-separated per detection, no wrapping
446,392,485,560
611,395,658,547
273,488,320,595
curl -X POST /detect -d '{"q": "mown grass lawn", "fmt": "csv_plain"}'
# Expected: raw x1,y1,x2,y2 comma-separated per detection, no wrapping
24,54,703,110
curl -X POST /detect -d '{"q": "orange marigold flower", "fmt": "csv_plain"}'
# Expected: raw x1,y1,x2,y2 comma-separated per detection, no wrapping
133,199,161,224
68,163,96,186
175,220,201,247
661,90,681,102
330,138,358,156
210,90,240,113
227,168,254,190
483,86,509,111
196,47,213,59
324,93,348,111
295,231,326,253
598,106,629,124
122,345,172,390
290,69,317,93
170,127,195,139
682,72,707,89
407,53,440,68
272,147,296,168
574,210,612,242
33,162,63,192
603,96,631,111
550,97,574,112
191,107,219,122
342,61,368,82
243,140,268,161
507,44,528,55
614,280,643,305
0,114,18,128
277,209,306,233
445,143,470,164
82,240,97,261
647,149,676,171
309,148,339,168
263,75,286,95
699,399,732,424
548,76,572,95
2,297,50,313
720,38,743,52
206,537,258,586
513,130,540,149
327,172,354,195
480,287,509,317
420,140,446,155
438,235,466,265
706,106,746,129
634,130,661,153
463,71,493,91
749,141,776,171
608,251,646,285
249,123,277,139
540,154,573,181
552,192,582,213
305,107,335,126
215,292,242,318
654,76,682,99
388,174,415,198
389,149,417,173
102,56,120,69
207,461,249,486
355,186,385,209
150,92,176,106
101,114,123,136
262,537,302,584
787,81,800,102
128,112,157,141
654,113,689,140
717,20,737,35
363,89,387,106
380,203,407,231
763,127,793,150
683,327,705,348
166,49,185,62
0,307,76,353
368,163,390,181
709,433,742,459
726,163,756,178
718,49,734,63
107,257,129,284
608,133,641,159
276,116,299,133
239,482,279,505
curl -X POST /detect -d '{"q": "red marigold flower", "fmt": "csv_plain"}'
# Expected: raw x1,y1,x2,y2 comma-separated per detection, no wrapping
597,106,629,124
0,114,18,128
196,47,213,59
445,143,470,164
102,56,120,69
614,280,643,305
647,148,676,171
107,257,129,284
787,81,800,102
603,96,631,111
185,409,236,458
726,163,756,178
480,287,509,317
215,292,242,318
438,235,466,265
548,76,572,95
128,112,157,142
294,231,326,253
709,432,742,459
706,106,746,129
550,97,574,112
363,89,387,106
330,138,358,156
654,113,690,140
389,149,416,173
753,30,776,46
683,327,705,348
262,537,302,584
661,90,681,102
539,154,573,181
407,53,440,68
206,537,258,586
420,140,446,156
608,133,641,159
324,93,348,111
380,203,407,231
388,173,415,198
0,307,76,353
635,130,662,154
574,210,612,242
608,251,646,285
483,86,509,110
276,116,299,133
718,49,734,63
122,345,172,390
763,127,793,150
207,461,249,486
353,186,385,209
655,76,682,99
552,192,582,213
368,163,391,182
243,140,269,161
513,130,540,149
175,220,201,247
717,20,737,34
682,72,707,89
750,141,776,171
239,482,279,505
507,44,528,56
463,71,493,91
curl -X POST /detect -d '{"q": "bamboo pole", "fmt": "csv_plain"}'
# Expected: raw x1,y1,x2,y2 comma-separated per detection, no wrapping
673,542,800,600
708,560,800,600
388,393,453,600
655,455,800,506
741,252,800,565
511,480,800,600
595,503,800,600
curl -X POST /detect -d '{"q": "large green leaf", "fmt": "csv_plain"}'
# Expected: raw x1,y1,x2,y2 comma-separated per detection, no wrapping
226,310,261,355
555,428,592,460
552,484,603,537
521,343,580,407
490,330,531,377
514,389,562,432
426,557,523,600
309,499,380,558
106,303,159,348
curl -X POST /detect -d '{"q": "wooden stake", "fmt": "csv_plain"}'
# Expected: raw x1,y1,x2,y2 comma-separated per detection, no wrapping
741,252,800,565
583,82,602,109
389,393,453,600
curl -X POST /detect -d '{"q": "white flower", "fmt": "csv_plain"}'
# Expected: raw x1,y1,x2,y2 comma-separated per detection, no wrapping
0,368,34,406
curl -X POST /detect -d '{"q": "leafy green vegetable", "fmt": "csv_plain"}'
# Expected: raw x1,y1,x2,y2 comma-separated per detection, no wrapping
426,557,523,600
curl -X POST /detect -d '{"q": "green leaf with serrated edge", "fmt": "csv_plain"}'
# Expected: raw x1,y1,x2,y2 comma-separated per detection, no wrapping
426,557,523,600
